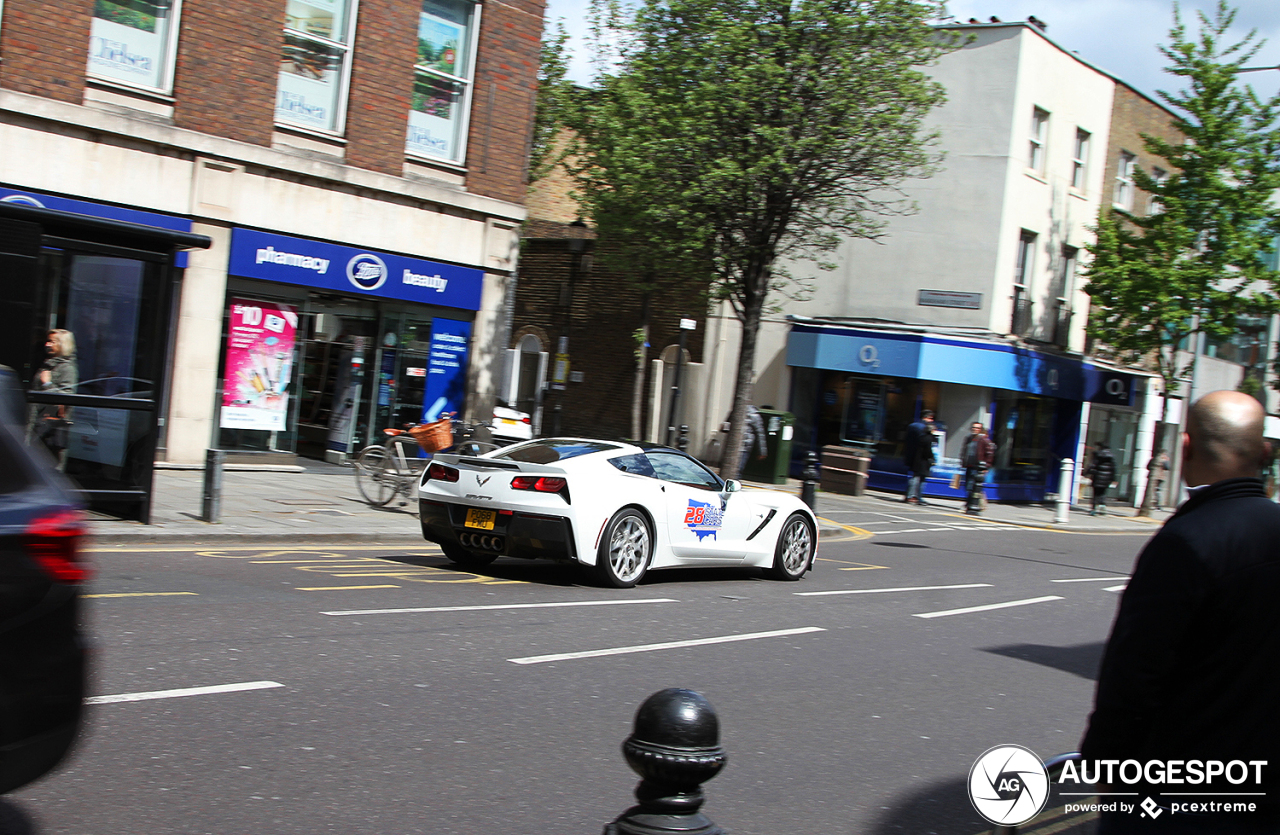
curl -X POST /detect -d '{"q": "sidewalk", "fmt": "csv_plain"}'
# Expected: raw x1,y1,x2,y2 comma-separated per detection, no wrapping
84,460,1173,545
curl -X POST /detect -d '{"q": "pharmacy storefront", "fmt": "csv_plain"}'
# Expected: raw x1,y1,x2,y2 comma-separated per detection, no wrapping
216,228,483,464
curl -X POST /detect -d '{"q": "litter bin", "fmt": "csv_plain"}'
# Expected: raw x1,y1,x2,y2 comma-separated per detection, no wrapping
741,410,794,484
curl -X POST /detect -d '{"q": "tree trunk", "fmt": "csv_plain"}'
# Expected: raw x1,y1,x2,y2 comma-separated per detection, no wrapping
719,275,766,481
1136,384,1173,518
631,292,651,441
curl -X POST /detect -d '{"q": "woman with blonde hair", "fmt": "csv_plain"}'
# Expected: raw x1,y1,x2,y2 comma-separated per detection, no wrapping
35,328,78,458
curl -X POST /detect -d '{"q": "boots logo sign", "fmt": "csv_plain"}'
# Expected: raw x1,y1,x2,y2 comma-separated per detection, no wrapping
968,744,1050,826
347,254,388,291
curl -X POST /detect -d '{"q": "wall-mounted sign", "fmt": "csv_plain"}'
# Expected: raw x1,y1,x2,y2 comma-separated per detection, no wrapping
422,318,471,422
918,290,983,310
228,228,484,310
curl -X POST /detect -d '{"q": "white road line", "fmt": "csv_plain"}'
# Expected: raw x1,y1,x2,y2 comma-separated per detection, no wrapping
913,595,1064,619
321,598,677,617
508,627,826,665
1104,584,1128,593
87,681,284,705
796,583,993,597
1052,577,1128,583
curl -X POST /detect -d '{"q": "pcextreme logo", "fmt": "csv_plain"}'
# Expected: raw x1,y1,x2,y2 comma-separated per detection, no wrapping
968,744,1050,826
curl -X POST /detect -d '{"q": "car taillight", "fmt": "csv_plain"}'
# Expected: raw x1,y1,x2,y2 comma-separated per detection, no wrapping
24,510,90,584
426,462,459,483
521,416,531,424
511,476,568,493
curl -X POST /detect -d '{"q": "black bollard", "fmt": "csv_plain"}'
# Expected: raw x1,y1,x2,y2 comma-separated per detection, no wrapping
603,688,726,835
800,450,819,510
677,425,690,452
201,448,225,523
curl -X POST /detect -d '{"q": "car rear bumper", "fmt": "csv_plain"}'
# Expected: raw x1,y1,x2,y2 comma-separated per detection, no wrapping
419,500,578,561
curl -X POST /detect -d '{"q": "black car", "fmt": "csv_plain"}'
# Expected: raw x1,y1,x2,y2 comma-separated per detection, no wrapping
0,365,88,794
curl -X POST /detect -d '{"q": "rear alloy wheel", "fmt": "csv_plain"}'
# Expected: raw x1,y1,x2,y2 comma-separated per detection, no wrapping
596,509,652,588
441,542,497,570
765,513,814,581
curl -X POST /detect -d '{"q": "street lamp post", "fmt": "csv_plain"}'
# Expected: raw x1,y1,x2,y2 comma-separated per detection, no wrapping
666,318,697,447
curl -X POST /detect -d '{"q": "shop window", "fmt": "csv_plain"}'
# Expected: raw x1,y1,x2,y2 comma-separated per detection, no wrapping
276,0,360,134
87,0,184,93
840,377,886,446
992,393,1053,484
1149,167,1168,215
407,0,480,164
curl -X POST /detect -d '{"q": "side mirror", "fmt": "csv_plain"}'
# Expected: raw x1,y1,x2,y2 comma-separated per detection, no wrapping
724,479,742,493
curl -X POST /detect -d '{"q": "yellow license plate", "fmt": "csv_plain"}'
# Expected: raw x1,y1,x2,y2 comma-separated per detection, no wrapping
465,508,496,530
499,418,519,425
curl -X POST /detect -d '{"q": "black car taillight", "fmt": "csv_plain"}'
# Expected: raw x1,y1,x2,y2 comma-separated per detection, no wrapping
24,510,90,584
426,462,459,483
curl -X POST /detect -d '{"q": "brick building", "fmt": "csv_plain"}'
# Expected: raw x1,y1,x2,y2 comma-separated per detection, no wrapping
0,0,543,466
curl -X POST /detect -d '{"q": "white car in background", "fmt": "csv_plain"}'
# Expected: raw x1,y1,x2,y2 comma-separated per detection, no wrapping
490,403,533,446
417,438,817,587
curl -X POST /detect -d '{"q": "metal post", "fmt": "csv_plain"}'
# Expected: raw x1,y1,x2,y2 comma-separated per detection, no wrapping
800,450,819,510
603,689,726,835
1055,458,1074,524
201,448,225,523
666,327,688,447
677,425,689,452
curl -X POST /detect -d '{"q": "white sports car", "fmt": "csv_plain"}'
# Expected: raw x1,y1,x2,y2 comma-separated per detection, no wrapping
417,438,818,587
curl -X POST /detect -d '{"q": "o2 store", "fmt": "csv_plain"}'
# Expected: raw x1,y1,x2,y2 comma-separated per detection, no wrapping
216,228,484,464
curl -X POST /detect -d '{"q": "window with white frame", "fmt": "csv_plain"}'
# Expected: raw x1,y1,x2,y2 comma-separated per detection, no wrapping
1114,151,1136,210
87,0,184,92
276,0,359,134
1012,230,1037,335
1149,167,1168,214
1071,129,1090,190
1029,108,1049,174
406,0,480,164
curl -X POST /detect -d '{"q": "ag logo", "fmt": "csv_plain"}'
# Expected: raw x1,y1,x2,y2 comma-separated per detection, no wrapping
968,744,1050,826
346,253,388,291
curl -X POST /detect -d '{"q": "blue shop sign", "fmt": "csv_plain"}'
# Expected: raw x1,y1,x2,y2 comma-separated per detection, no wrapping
422,317,471,423
228,228,483,311
0,187,195,266
788,326,922,378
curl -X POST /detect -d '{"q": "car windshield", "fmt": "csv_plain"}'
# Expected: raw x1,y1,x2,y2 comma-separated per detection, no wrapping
492,440,620,464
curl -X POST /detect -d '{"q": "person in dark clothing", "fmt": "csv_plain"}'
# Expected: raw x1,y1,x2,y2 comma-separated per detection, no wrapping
959,421,995,514
1081,390,1280,833
1087,442,1117,516
902,410,936,505
738,404,767,477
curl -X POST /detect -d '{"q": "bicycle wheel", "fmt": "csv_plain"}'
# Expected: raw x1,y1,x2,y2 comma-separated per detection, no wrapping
354,445,398,506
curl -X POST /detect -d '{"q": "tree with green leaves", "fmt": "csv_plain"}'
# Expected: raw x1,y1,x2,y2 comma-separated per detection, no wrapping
530,19,575,182
568,0,955,478
1083,1,1280,516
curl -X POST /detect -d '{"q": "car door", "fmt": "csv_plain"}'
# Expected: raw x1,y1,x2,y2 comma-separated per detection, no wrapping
645,451,755,561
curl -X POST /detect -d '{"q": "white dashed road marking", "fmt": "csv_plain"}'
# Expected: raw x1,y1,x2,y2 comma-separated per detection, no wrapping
88,681,284,705
1052,577,1128,583
508,627,826,665
321,598,677,617
913,595,1064,619
796,583,993,597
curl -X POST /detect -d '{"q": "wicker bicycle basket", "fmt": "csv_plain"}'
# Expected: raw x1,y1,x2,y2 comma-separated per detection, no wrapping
408,414,454,452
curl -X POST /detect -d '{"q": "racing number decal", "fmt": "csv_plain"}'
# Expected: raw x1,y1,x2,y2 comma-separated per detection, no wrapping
685,499,724,541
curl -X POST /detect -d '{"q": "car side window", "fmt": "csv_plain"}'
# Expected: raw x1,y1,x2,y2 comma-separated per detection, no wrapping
646,451,722,491
608,453,656,477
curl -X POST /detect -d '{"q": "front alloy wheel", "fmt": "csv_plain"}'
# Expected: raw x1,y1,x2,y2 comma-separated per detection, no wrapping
766,513,814,581
596,509,652,588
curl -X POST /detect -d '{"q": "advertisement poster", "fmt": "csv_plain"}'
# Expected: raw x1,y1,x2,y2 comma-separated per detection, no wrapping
407,76,461,160
417,10,463,75
421,318,471,423
277,35,340,131
89,0,172,90
220,299,298,432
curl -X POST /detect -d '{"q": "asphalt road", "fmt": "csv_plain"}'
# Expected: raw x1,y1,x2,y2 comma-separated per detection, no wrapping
5,520,1152,835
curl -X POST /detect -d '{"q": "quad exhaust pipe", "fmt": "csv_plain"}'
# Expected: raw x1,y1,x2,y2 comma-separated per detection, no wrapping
459,532,505,552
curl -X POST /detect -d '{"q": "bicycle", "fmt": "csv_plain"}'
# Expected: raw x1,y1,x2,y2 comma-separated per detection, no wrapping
353,416,499,507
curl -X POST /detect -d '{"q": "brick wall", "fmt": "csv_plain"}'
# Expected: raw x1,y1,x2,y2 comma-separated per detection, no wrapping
464,0,543,205
516,234,707,439
0,0,92,103
346,0,416,175
1103,83,1183,216
172,0,282,146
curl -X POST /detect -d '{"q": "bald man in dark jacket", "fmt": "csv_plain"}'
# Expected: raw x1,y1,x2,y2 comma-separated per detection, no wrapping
1081,391,1280,832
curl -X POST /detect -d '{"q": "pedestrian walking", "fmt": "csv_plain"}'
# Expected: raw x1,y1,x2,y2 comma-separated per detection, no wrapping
738,403,767,478
1081,390,1280,832
959,421,995,515
1086,442,1117,516
32,328,77,464
902,410,936,505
